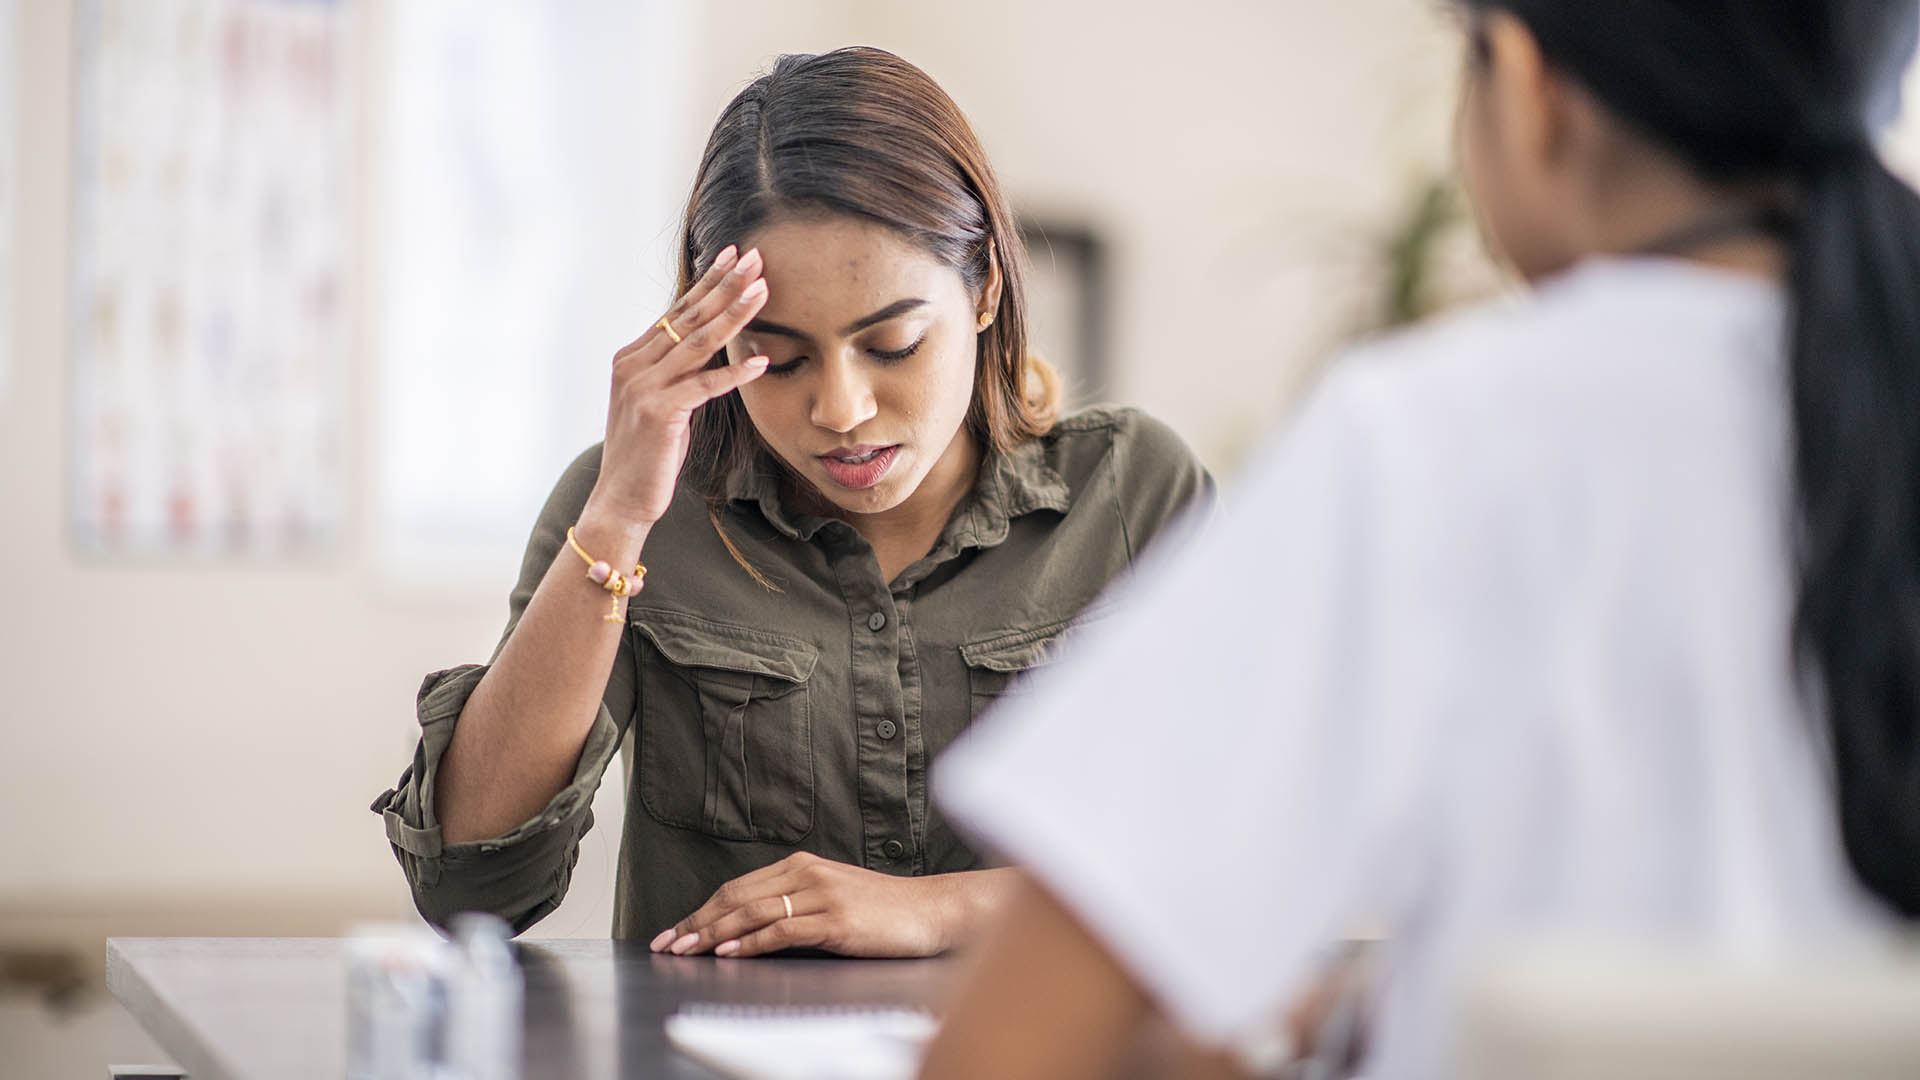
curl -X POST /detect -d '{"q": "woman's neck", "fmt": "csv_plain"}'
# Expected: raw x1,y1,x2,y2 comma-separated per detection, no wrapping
1583,153,1790,280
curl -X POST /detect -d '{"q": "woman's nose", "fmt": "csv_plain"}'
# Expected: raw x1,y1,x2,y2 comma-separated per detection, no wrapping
810,355,879,434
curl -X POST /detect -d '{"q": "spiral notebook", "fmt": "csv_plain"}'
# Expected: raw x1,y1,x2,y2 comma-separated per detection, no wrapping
664,1004,938,1080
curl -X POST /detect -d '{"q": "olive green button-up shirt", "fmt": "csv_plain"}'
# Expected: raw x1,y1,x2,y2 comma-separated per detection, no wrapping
372,406,1212,939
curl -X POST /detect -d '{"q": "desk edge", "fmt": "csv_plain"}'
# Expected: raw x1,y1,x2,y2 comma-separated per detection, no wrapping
106,938,243,1080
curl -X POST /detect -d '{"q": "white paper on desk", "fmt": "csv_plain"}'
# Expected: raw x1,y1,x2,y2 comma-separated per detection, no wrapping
664,1004,936,1080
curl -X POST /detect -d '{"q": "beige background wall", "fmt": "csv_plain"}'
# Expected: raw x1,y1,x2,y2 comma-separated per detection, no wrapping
700,1,1475,451
2,0,1469,938
1,0,502,931
0,1,1468,1073
14,2,1920,1075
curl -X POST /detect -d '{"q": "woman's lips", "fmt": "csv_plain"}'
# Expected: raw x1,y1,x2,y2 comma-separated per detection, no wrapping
816,445,900,490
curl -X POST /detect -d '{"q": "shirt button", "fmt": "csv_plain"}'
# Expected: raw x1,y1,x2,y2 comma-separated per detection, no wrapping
876,720,898,740
882,840,906,859
867,611,887,632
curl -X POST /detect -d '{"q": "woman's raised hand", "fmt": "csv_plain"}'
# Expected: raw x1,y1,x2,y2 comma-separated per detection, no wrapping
585,245,770,529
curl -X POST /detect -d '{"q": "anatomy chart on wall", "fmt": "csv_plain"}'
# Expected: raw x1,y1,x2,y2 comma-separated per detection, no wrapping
0,0,18,405
68,0,350,558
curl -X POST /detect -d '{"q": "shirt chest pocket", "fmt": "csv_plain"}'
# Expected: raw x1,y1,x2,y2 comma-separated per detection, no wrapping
633,611,819,844
960,608,1108,723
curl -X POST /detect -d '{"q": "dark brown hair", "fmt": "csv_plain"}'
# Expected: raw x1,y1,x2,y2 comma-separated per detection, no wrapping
1465,0,1920,918
674,47,1059,576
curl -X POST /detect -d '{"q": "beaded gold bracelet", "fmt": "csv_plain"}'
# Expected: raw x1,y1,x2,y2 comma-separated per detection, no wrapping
565,525,647,623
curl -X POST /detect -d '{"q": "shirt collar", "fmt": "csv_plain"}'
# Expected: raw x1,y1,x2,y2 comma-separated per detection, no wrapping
723,452,825,541
723,436,1073,556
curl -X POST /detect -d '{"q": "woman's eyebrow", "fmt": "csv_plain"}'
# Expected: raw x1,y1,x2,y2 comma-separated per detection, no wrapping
743,318,810,341
842,298,927,335
745,298,929,343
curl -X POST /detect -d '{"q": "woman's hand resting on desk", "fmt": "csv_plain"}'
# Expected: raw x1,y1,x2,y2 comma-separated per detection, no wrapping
582,244,772,530
649,853,1012,958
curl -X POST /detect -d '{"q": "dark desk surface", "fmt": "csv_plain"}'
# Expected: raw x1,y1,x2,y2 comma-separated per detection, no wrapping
106,937,951,1080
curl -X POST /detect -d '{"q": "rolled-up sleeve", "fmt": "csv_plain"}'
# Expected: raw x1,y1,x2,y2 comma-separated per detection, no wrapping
370,444,631,934
371,664,626,933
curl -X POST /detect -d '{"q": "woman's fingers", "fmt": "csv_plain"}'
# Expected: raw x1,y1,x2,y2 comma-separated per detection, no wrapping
618,250,767,380
613,244,739,364
673,243,743,321
663,355,770,407
657,246,758,361
661,874,798,956
657,258,768,375
676,893,804,955
648,858,942,960
715,914,833,958
652,858,807,953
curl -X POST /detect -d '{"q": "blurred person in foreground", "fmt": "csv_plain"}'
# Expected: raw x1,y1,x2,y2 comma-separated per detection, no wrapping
371,47,1208,958
924,2,1920,1076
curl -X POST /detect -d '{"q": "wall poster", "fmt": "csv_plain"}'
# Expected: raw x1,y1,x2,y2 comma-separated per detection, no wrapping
68,0,350,557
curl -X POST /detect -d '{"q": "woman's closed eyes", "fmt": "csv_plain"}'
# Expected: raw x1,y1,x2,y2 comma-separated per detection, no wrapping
869,333,927,362
761,332,928,376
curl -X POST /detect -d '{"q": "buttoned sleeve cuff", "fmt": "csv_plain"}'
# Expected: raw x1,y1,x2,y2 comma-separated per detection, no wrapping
369,664,624,935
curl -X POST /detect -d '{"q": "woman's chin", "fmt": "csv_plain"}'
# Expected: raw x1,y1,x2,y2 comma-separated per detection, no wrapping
811,464,920,519
819,483,908,518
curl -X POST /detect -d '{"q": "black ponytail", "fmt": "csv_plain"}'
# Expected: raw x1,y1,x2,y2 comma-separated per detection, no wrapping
1787,145,1920,917
1469,0,1920,917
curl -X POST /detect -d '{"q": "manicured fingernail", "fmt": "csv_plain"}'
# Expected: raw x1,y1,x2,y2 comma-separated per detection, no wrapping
738,248,762,273
715,940,740,957
669,933,700,955
740,279,767,303
649,929,675,952
745,356,769,369
716,244,738,265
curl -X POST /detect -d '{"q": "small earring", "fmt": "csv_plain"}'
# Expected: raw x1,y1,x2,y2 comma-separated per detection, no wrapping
976,313,993,331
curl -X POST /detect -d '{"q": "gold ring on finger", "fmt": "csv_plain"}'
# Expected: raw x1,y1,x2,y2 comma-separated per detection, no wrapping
781,893,793,920
656,316,682,344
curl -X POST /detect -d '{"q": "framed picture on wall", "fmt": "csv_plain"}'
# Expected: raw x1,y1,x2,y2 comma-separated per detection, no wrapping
1017,219,1109,408
67,0,351,558
0,0,15,406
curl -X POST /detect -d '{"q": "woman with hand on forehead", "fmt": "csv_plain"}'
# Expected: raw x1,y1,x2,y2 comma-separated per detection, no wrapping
371,46,1211,958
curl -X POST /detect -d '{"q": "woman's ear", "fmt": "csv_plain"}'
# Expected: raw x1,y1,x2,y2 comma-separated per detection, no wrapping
1483,10,1574,180
975,239,1003,332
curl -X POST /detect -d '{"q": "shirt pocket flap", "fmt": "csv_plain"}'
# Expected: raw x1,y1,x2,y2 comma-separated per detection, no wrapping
959,626,1060,674
960,603,1117,674
632,609,818,684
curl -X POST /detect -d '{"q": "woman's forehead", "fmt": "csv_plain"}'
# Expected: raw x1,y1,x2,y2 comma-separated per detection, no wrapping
745,216,967,328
